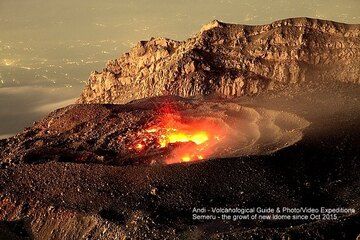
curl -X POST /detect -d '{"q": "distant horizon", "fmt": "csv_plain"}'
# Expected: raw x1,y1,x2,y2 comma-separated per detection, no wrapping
211,16,360,25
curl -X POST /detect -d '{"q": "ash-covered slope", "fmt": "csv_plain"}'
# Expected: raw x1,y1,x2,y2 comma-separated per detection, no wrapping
0,97,309,167
2,82,360,239
78,18,360,104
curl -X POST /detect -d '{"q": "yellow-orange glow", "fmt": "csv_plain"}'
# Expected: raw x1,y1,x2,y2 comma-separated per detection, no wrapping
129,103,228,164
146,128,157,133
135,143,144,151
158,130,209,148
181,155,191,162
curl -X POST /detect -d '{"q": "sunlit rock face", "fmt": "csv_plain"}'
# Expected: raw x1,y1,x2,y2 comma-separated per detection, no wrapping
78,18,360,104
0,97,309,167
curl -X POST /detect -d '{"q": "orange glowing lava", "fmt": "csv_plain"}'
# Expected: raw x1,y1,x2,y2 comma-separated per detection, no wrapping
135,143,144,150
157,129,209,147
130,108,228,164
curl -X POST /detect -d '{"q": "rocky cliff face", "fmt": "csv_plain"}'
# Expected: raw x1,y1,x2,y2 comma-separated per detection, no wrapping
78,18,360,104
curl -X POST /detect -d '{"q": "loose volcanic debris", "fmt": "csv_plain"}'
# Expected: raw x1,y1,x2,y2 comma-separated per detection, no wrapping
0,18,360,240
0,96,309,167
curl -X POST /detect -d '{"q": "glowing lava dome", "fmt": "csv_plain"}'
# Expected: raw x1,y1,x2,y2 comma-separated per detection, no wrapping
125,99,310,165
129,110,229,164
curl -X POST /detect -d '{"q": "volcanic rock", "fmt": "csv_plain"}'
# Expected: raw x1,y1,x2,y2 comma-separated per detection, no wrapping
2,80,360,239
78,18,360,104
1,83,360,239
1,18,360,239
0,96,309,167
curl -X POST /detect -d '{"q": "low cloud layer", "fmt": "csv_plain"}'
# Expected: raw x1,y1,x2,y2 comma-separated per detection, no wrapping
0,86,79,138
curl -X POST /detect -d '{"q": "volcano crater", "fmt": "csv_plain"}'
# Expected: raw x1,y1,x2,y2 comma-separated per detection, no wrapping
0,96,309,167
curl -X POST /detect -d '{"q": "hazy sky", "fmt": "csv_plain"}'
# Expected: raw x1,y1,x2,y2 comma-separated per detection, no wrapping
0,0,359,138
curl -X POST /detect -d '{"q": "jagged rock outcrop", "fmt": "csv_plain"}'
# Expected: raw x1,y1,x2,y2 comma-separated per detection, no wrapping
78,18,360,104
